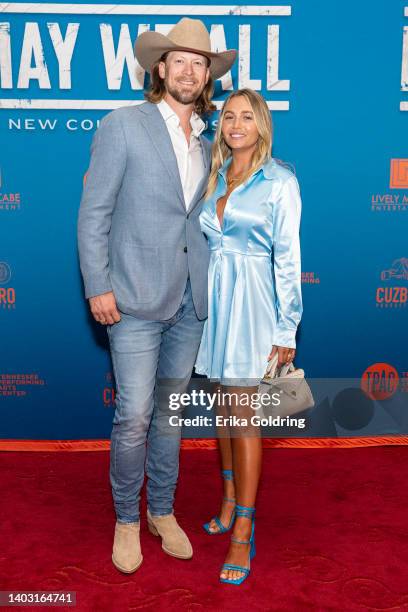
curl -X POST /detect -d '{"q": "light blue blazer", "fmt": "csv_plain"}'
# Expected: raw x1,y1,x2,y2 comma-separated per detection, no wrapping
77,102,212,321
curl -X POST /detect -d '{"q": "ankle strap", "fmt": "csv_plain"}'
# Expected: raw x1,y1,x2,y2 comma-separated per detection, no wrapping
222,469,233,481
235,504,255,519
231,536,250,545
223,496,235,503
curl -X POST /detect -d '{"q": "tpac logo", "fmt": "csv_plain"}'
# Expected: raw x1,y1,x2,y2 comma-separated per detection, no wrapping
376,257,408,308
390,159,408,189
0,262,16,309
361,363,399,400
0,373,46,398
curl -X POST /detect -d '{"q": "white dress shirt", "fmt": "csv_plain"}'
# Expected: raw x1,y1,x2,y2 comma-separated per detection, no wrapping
157,98,206,210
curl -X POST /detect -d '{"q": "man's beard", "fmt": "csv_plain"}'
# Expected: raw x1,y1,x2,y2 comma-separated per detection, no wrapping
165,78,203,105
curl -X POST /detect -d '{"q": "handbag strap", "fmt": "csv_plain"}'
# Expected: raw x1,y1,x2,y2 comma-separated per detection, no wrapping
264,352,295,379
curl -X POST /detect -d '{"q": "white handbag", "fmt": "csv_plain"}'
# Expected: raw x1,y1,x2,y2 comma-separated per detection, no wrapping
257,352,315,418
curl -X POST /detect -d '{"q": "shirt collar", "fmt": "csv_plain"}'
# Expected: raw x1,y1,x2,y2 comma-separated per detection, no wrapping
157,98,205,138
218,156,276,181
190,111,206,138
217,156,232,181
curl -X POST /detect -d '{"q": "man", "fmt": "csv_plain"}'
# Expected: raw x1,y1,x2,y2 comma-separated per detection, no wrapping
77,18,236,573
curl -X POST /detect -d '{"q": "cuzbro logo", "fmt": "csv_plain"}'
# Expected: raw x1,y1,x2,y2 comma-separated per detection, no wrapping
0,262,16,309
390,159,408,189
361,363,399,401
103,371,116,407
380,258,408,281
376,258,408,308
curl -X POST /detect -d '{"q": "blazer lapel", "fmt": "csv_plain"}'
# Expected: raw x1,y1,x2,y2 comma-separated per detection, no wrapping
139,102,185,210
187,134,212,213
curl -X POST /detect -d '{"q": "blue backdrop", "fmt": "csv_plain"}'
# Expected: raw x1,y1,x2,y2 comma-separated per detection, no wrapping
1,0,407,439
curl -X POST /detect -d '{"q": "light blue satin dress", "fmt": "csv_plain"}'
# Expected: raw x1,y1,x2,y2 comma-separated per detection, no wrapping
195,156,303,384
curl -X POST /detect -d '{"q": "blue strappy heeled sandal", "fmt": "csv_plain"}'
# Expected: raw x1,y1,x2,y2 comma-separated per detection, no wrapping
203,469,236,534
219,504,256,585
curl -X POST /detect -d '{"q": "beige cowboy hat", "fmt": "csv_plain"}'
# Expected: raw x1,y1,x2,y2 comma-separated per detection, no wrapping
134,18,236,80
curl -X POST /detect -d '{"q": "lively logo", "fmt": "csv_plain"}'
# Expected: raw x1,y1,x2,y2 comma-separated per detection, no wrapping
0,167,21,211
390,159,408,188
0,261,16,309
371,159,408,212
361,362,399,401
376,258,408,308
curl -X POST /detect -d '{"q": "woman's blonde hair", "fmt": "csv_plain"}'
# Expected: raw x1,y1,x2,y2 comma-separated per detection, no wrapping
206,88,273,198
145,53,216,116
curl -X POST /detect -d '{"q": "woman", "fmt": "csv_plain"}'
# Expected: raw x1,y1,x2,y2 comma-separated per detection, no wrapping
195,89,303,585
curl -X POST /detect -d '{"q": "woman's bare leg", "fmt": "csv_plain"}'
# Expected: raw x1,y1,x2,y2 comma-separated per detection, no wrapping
207,383,235,533
219,385,262,581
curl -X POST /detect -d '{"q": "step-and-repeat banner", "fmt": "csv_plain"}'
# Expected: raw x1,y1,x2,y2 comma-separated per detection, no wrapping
1,0,407,440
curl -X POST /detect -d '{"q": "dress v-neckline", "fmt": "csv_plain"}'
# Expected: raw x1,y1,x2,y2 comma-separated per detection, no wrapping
216,194,229,231
216,166,248,230
216,184,235,231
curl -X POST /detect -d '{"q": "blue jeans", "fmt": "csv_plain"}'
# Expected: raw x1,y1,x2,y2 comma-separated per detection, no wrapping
107,280,204,523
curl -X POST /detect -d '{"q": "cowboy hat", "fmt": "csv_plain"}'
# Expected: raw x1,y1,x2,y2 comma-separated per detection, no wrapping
134,18,236,80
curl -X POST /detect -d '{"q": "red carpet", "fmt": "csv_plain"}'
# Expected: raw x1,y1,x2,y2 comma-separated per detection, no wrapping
1,447,408,611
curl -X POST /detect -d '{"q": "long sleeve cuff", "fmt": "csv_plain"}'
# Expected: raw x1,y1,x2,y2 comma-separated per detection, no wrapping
83,273,113,299
272,325,298,349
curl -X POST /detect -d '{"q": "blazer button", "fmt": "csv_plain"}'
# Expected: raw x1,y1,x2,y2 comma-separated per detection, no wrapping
183,246,188,253
186,214,190,220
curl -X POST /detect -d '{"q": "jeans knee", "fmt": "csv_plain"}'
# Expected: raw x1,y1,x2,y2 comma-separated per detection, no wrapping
111,408,151,446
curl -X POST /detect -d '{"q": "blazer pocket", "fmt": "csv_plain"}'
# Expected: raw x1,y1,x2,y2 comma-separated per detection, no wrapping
111,243,158,304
